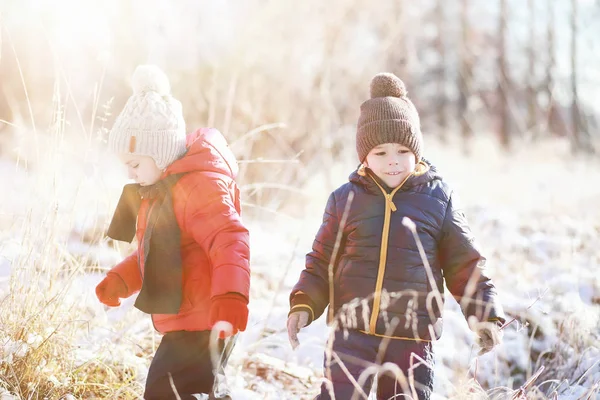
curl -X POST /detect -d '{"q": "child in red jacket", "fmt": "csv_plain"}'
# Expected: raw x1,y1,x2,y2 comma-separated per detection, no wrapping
95,65,250,400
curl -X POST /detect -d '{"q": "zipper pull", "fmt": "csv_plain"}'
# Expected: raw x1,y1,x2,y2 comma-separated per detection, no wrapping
385,194,397,212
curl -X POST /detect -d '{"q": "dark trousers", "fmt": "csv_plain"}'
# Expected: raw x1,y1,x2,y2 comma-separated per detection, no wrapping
144,330,234,400
316,330,434,400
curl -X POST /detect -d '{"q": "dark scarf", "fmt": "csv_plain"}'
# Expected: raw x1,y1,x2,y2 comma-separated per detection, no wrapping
107,174,184,314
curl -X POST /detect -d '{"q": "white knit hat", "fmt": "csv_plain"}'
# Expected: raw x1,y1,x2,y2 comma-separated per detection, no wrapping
108,65,187,170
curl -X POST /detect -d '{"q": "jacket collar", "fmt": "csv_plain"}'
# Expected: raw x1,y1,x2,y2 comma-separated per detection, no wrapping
348,159,439,195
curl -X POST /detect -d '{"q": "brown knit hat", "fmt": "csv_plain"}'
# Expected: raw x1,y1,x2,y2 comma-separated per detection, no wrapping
356,73,423,162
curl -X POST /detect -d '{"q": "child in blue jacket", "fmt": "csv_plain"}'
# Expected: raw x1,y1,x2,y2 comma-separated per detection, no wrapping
287,73,506,399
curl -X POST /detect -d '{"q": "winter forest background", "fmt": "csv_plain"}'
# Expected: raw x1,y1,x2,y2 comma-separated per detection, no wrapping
0,0,599,399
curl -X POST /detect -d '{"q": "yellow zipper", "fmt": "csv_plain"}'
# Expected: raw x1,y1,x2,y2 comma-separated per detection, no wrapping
367,172,413,334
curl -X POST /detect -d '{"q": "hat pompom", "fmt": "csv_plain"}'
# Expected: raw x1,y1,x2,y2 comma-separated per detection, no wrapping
132,65,171,95
370,73,407,99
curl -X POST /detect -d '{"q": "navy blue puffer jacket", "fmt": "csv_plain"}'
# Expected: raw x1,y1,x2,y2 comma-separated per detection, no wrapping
290,160,505,341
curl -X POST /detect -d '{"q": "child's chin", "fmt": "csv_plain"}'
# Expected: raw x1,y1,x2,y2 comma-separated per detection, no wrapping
383,179,403,188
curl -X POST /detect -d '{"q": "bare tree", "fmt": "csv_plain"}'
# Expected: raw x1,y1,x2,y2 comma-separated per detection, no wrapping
498,0,511,148
544,0,556,135
435,0,447,136
527,0,538,137
570,0,582,151
458,0,472,143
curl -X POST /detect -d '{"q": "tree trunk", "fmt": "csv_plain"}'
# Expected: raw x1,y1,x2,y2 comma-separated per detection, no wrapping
498,0,510,148
527,0,537,137
545,0,556,135
570,0,582,151
458,0,472,144
436,0,447,137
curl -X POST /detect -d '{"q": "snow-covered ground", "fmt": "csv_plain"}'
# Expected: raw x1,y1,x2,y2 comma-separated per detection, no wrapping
0,0,598,396
0,135,598,399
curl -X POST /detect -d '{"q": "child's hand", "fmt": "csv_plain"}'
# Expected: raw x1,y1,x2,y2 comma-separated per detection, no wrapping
475,321,504,356
95,273,127,307
209,293,249,338
287,311,309,350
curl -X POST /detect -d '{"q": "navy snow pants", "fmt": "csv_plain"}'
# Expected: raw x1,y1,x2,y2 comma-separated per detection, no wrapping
316,329,434,400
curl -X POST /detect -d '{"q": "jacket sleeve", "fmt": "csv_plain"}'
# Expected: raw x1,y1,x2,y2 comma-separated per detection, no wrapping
438,192,505,324
290,192,344,324
109,250,143,297
183,175,250,300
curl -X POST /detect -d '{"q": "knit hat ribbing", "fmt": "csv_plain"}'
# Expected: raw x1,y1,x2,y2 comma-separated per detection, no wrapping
356,73,423,162
108,65,187,170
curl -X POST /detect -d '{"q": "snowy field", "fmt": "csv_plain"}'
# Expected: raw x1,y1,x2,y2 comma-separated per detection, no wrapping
0,0,599,397
0,133,598,399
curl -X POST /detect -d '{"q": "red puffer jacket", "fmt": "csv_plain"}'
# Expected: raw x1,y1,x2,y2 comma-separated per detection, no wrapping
109,128,250,333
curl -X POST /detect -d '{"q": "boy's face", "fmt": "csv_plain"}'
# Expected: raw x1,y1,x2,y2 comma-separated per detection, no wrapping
364,143,416,188
119,154,162,186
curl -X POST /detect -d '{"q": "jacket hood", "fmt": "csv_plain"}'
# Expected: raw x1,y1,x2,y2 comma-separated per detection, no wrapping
165,128,238,179
349,158,442,194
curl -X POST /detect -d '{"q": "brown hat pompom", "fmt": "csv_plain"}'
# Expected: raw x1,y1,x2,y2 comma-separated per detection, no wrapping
370,72,407,99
